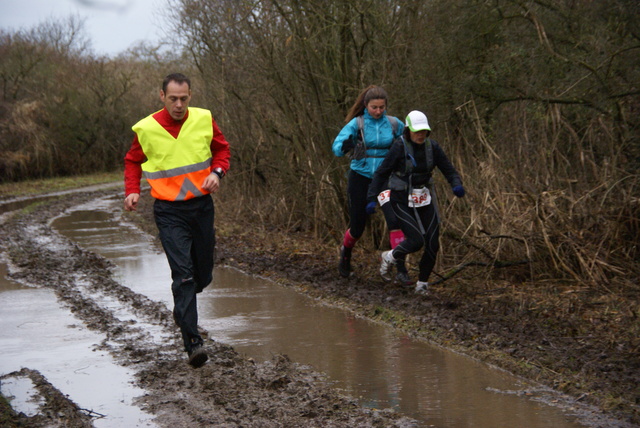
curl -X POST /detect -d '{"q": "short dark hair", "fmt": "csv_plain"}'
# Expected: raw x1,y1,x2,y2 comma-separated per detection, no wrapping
162,73,191,93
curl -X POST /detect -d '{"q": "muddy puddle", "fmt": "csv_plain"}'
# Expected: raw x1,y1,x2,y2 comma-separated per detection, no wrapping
14,194,586,428
0,261,157,427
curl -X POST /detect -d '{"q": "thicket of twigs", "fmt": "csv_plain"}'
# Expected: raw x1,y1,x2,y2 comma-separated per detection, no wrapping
173,0,637,289
436,100,639,289
1,1,638,289
0,16,175,180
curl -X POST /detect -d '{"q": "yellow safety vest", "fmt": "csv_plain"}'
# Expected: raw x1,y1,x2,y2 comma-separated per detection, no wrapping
133,108,213,201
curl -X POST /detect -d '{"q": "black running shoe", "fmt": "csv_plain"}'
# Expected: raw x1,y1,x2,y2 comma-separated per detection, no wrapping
338,245,352,278
395,271,414,286
188,344,208,368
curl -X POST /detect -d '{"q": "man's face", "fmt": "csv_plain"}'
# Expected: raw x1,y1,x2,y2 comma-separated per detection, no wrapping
160,81,191,121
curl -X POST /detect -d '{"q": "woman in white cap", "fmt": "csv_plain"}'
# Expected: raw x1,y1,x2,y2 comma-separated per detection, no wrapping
332,85,410,282
366,110,465,293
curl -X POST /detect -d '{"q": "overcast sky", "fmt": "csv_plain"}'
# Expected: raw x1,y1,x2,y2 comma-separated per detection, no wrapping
0,0,170,56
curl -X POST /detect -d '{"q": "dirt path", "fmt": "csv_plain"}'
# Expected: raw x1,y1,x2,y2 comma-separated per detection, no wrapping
0,190,416,427
1,187,638,427
210,203,640,427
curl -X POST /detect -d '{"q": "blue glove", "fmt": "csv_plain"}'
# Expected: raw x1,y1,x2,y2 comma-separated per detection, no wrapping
365,201,377,215
452,185,465,197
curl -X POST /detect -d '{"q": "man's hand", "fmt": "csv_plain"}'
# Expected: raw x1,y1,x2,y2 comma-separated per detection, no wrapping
202,172,220,193
124,193,140,211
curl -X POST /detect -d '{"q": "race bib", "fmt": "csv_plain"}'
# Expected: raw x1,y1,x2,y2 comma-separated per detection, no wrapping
408,187,431,207
377,189,391,206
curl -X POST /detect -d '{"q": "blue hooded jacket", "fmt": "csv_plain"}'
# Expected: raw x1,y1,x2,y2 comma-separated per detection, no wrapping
332,110,404,179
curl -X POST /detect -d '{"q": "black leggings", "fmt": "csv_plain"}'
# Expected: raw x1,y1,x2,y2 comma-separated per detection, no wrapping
347,170,400,239
390,201,439,282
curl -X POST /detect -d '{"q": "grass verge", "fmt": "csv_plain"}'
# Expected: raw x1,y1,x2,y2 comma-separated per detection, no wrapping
0,171,123,199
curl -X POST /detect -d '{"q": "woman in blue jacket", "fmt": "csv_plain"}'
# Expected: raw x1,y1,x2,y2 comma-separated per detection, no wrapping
332,85,409,283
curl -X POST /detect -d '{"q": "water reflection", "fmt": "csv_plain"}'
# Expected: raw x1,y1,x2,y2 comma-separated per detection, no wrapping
203,267,579,427
0,280,155,427
51,196,584,428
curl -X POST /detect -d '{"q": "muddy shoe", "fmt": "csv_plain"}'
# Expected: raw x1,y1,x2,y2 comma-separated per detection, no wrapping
415,281,429,294
338,245,352,278
188,344,208,368
379,250,395,282
395,271,414,286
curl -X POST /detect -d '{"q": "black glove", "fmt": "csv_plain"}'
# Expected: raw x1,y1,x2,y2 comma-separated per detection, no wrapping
341,135,357,154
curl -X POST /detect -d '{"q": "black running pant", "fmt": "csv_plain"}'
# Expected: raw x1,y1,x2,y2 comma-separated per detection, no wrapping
390,201,439,282
347,169,400,239
154,195,215,353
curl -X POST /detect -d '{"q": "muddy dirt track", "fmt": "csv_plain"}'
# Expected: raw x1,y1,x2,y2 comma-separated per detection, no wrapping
1,187,638,427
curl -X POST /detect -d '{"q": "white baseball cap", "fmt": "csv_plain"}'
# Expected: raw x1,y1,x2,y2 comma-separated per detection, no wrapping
405,110,431,132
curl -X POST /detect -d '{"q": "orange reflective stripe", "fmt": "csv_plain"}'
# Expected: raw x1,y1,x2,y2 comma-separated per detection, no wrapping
147,167,212,201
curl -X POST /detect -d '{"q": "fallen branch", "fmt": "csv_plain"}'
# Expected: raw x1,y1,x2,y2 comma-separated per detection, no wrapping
432,259,530,285
80,408,107,419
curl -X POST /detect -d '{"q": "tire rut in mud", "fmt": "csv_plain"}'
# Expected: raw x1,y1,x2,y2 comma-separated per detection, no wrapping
0,192,417,427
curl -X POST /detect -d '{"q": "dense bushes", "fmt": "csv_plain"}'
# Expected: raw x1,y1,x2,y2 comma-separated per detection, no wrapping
169,0,638,286
0,17,167,180
1,0,638,286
